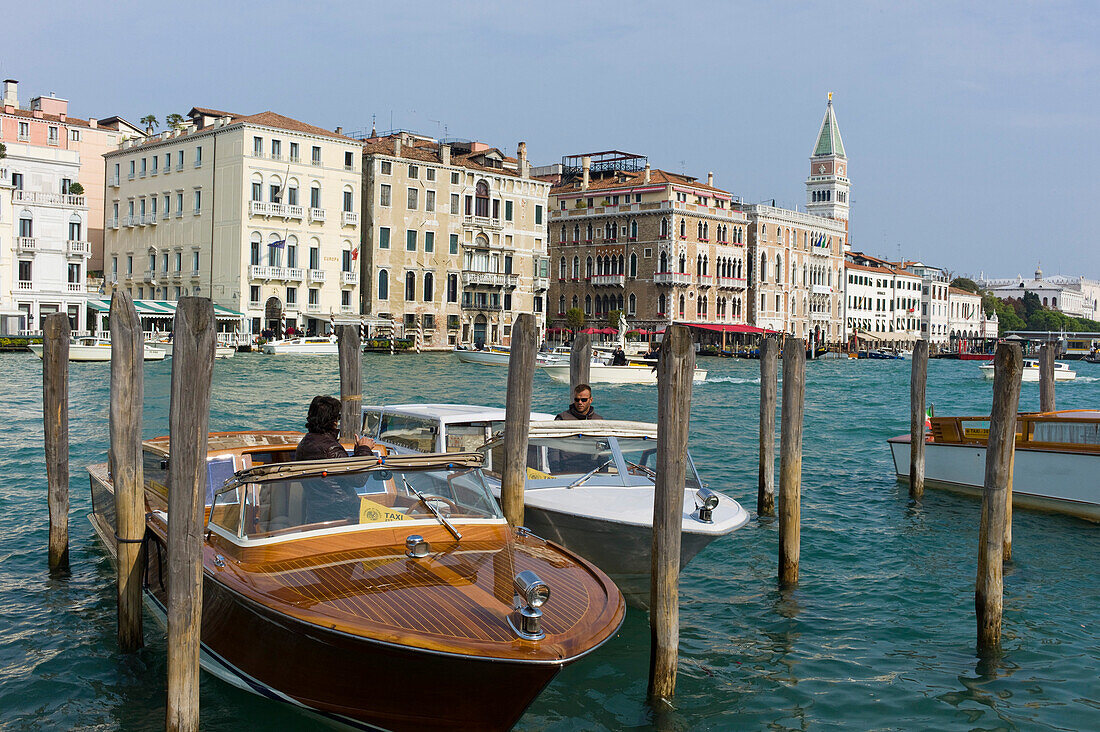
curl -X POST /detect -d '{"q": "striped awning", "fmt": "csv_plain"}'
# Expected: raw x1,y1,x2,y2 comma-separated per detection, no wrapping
85,299,243,320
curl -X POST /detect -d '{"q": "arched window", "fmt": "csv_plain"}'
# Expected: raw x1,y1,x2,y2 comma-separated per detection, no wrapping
559,256,566,279
573,224,580,242
596,257,604,276
630,220,638,239
287,179,299,207
572,295,578,309
659,251,668,272
310,183,321,209
628,293,636,315
560,225,566,243
586,223,593,241
629,252,638,277
703,222,709,240
559,295,565,314
423,272,434,302
267,232,283,266
584,295,592,315
605,222,613,240
760,253,767,282
680,219,686,238
618,255,624,275
475,180,489,216
572,256,580,278
678,253,686,273
697,222,703,239
377,269,389,300
678,295,686,318
660,218,669,238
658,293,666,314
776,254,783,284
585,257,593,278
405,271,415,301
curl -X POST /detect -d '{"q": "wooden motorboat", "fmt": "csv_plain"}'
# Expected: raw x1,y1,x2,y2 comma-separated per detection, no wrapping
887,410,1100,522
86,432,624,730
979,358,1076,381
261,336,338,355
540,363,707,385
479,420,750,606
29,337,166,362
453,346,566,367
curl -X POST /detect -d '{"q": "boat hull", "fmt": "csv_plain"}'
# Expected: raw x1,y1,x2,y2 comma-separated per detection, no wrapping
888,435,1099,522
261,341,339,355
541,364,707,384
453,348,510,366
29,343,166,361
978,366,1076,381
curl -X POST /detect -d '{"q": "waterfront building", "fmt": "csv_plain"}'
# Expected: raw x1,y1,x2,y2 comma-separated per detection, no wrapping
842,256,923,346
0,173,14,332
360,132,550,347
546,151,749,334
902,261,951,345
0,79,142,274
947,286,998,343
103,107,362,336
981,265,1096,320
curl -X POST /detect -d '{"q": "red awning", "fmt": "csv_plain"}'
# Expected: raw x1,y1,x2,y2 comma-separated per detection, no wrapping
679,323,771,334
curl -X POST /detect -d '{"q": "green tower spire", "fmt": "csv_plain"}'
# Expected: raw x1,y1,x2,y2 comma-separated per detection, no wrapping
813,95,846,158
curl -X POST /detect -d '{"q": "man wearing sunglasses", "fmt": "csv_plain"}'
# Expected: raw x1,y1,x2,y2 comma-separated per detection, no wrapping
556,383,603,421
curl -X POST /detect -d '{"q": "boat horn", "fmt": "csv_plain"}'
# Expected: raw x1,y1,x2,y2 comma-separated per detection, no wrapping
510,570,551,641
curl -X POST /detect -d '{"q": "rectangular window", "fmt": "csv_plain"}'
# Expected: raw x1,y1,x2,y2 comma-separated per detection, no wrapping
195,146,202,166
164,153,171,171
174,252,182,271
342,290,351,307
534,204,543,225
48,126,59,145
177,150,184,169
408,164,418,179
311,146,321,165
289,142,299,162
424,231,435,253
250,241,261,266
271,140,281,159
127,255,133,274
380,184,391,207
407,187,418,210
503,293,512,311
18,121,30,140
450,193,459,214
140,158,147,175
309,288,319,305
18,260,32,281
310,186,320,209
449,233,459,255
379,227,390,249
425,190,435,212
343,190,353,212
250,285,260,303
193,190,202,213
505,200,513,221
492,199,500,219
342,250,352,272
252,182,262,201
193,251,200,271
309,248,319,269
176,192,184,214
450,171,459,185
426,167,436,181
152,156,158,173
253,136,263,155
406,230,417,251
381,160,392,175
344,151,354,170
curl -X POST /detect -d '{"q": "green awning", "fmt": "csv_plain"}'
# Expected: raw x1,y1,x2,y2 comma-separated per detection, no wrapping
86,299,243,320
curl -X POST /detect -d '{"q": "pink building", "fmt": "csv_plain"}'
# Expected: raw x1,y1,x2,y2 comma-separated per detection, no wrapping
0,79,143,272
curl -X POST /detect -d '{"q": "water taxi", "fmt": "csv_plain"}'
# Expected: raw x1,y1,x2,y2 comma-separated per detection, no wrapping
261,336,338,355
86,431,624,730
887,410,1100,522
540,363,707,385
979,359,1076,381
28,337,166,362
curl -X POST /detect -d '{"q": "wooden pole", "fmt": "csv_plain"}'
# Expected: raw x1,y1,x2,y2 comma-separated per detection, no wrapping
110,291,145,651
909,340,929,499
337,324,362,442
166,297,215,732
1038,343,1055,413
570,332,591,395
501,314,537,527
976,343,1022,656
647,324,694,704
42,312,70,574
778,335,805,587
758,336,778,516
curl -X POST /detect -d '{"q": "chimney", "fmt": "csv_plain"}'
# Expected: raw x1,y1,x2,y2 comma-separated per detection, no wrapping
707,171,714,187
334,126,343,135
440,143,451,166
394,135,402,157
582,155,591,190
3,79,18,108
88,117,97,129
517,141,528,178
644,163,651,184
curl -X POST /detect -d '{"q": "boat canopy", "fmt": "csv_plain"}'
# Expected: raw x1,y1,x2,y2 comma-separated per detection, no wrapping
229,451,484,487
85,298,243,320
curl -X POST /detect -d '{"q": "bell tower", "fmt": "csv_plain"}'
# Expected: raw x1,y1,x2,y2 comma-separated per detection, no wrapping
806,94,849,222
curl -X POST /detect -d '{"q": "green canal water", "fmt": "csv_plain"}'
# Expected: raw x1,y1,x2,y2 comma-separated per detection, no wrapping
1,352,1098,730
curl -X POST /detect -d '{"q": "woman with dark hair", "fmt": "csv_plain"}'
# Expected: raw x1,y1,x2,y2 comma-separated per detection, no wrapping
295,395,376,461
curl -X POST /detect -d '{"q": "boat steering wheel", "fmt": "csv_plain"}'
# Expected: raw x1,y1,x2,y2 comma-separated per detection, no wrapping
409,494,461,516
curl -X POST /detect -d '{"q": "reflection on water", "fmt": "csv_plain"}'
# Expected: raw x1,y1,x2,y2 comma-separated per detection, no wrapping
0,352,1098,729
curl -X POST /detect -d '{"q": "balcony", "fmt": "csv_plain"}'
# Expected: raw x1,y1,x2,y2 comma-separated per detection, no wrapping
17,280,33,291
811,311,832,321
308,207,326,223
461,271,518,287
66,240,91,256
13,191,86,208
285,301,299,312
190,269,201,279
462,215,503,231
143,269,158,284
653,272,692,286
812,284,832,296
341,211,359,226
591,274,625,287
17,237,36,252
341,271,359,285
67,282,85,293
696,275,712,288
717,276,747,290
307,269,326,283
249,200,304,220
124,215,138,227
307,303,322,313
108,217,119,229
285,268,305,282
108,174,120,187
144,213,159,225
340,305,356,314
248,300,262,310
533,276,550,291
462,300,501,311
171,270,182,280
249,265,286,281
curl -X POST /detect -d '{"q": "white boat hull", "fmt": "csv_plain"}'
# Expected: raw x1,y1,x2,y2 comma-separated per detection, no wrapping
261,339,338,355
979,365,1076,381
888,435,1099,521
454,348,565,366
30,343,166,361
541,363,707,384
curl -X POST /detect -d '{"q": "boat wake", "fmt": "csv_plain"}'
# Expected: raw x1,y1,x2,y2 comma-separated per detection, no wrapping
701,376,761,385
1072,375,1099,383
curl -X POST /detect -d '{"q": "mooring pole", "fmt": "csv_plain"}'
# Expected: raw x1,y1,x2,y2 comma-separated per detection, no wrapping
501,314,537,527
909,340,929,499
42,313,70,574
1038,343,1055,413
337,324,362,442
758,336,778,516
570,332,591,396
778,335,806,587
166,298,215,732
648,324,694,704
110,291,145,651
976,343,1022,656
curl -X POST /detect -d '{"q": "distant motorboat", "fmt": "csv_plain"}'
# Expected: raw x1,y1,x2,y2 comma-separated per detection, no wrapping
453,346,566,366
541,362,707,384
29,338,166,362
979,359,1076,381
261,336,338,355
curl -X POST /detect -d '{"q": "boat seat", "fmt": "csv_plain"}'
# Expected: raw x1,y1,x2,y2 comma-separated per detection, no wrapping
263,481,305,532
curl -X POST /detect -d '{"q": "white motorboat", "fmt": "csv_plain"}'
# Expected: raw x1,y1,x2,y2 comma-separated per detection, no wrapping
145,340,234,359
29,338,166,362
541,362,707,384
261,336,338,355
453,346,566,366
362,403,556,455
979,358,1076,381
887,409,1100,522
479,420,749,605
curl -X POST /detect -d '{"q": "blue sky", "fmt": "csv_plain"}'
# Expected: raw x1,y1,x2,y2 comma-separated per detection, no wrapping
8,1,1099,278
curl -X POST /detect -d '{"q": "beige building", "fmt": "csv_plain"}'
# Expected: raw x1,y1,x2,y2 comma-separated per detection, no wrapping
104,107,362,336
360,132,550,347
843,258,923,346
546,152,750,333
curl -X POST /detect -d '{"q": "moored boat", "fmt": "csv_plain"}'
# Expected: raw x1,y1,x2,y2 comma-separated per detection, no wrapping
86,431,625,730
887,410,1100,522
540,363,707,384
261,336,339,355
29,337,166,362
979,358,1076,381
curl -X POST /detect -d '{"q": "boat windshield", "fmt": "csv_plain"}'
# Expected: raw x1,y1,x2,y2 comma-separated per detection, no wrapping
615,437,703,490
211,466,502,540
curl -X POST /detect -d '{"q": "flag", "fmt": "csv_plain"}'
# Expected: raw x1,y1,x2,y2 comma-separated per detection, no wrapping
270,238,286,248
351,246,359,261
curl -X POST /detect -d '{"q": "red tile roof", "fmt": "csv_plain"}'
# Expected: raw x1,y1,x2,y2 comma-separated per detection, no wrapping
550,168,729,196
361,137,526,178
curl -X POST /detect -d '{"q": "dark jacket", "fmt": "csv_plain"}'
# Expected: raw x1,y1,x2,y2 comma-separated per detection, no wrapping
555,404,604,421
294,430,374,461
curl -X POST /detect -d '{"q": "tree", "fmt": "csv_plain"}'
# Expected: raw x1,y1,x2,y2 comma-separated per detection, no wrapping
0,141,6,160
565,307,585,333
140,114,159,131
950,277,981,294
68,182,84,195
165,113,185,130
606,309,623,328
